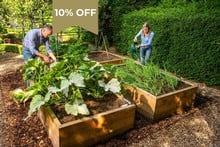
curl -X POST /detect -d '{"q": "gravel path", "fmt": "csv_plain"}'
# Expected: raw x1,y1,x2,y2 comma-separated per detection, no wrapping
128,88,220,147
0,52,23,79
0,52,23,146
0,87,5,146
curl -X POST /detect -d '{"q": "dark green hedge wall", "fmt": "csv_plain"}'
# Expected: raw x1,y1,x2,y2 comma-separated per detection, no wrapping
116,2,220,86
108,0,161,44
81,0,159,46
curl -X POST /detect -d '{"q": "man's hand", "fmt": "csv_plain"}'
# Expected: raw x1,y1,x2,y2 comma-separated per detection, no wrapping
35,51,50,63
49,52,57,62
133,38,137,42
42,55,50,63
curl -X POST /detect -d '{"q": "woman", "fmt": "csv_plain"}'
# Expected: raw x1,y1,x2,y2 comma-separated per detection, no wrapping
133,23,154,65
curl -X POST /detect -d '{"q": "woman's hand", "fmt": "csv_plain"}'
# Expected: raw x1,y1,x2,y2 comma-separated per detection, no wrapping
135,45,140,48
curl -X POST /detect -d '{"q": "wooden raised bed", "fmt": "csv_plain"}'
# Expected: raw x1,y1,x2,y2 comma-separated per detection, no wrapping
124,80,198,121
38,97,135,147
88,51,124,65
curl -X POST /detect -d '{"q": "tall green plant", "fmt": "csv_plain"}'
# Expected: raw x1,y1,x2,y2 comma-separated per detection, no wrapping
115,59,178,96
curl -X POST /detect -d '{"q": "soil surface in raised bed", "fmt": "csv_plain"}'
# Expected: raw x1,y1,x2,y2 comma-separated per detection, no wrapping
0,52,219,147
158,81,191,96
52,94,127,124
88,51,121,62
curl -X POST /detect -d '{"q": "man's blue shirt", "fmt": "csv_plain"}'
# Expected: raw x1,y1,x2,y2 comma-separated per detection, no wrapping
22,29,52,55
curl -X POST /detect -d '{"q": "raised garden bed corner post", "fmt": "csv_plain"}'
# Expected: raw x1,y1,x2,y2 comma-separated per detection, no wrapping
97,31,110,59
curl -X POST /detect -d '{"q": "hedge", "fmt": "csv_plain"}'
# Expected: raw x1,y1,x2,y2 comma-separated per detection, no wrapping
116,2,220,86
0,44,22,54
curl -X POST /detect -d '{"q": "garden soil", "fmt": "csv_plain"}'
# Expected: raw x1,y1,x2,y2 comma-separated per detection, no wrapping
0,52,219,147
88,51,121,62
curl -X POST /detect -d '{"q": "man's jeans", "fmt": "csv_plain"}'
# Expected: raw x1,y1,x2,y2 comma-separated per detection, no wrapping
22,47,36,87
140,45,152,65
22,47,36,62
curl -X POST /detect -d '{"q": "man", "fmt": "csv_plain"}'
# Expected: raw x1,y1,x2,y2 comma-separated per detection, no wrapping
22,24,56,63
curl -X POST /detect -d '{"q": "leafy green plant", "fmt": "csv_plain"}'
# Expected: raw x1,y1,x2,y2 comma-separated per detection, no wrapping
13,53,122,117
22,58,48,82
50,38,89,57
115,59,178,96
0,38,3,44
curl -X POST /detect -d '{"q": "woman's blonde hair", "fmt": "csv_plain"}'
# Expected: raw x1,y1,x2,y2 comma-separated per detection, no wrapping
142,22,148,27
142,22,151,30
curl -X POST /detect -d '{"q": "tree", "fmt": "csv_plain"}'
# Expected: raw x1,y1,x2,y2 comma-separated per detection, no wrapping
0,0,9,33
3,0,52,36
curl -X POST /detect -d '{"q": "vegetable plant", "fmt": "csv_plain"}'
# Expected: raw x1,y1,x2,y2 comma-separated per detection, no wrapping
12,53,122,117
115,59,179,96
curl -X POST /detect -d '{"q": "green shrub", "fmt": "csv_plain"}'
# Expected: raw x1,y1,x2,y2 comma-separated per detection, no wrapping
81,31,96,44
0,24,7,34
0,44,22,54
0,44,5,52
1,32,22,44
2,32,18,39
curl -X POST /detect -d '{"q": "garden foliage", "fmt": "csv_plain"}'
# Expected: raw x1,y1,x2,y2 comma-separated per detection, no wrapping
115,59,179,96
12,50,122,117
115,1,220,86
0,43,22,54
